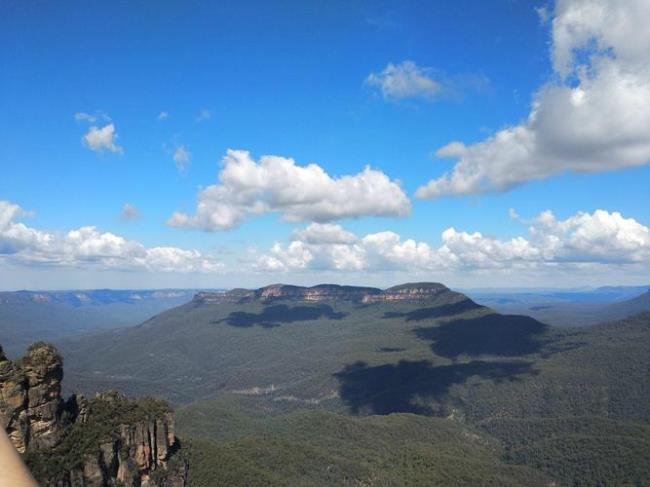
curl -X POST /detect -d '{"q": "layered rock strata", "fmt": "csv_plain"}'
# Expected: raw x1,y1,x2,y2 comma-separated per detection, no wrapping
193,282,468,305
0,344,187,486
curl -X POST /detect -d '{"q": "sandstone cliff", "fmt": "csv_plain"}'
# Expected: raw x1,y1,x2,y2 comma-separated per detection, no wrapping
193,282,470,306
0,343,187,486
0,342,66,453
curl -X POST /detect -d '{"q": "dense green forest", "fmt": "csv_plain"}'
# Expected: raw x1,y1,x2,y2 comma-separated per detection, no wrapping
28,287,650,485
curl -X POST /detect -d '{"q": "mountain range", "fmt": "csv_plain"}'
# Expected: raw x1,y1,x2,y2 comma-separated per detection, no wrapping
41,282,649,485
0,289,207,357
469,286,650,326
2,282,650,485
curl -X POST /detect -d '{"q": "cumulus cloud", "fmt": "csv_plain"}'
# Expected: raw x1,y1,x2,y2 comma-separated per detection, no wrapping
173,146,191,173
0,201,51,255
120,203,142,221
292,223,357,245
255,210,650,273
168,149,410,231
529,209,650,263
82,123,123,153
0,200,222,273
417,0,650,198
366,61,443,100
158,111,169,120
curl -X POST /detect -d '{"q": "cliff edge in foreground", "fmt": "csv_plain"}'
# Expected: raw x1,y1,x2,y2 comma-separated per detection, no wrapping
0,342,187,486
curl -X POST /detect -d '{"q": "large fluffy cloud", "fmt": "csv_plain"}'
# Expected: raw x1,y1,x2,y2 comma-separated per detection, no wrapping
0,201,222,273
168,149,411,231
417,0,650,198
255,209,650,273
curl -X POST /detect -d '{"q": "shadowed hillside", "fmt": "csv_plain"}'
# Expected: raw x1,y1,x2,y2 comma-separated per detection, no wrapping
219,304,347,328
335,359,536,415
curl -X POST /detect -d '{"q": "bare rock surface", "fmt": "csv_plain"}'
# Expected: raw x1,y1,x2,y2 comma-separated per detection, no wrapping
0,344,188,486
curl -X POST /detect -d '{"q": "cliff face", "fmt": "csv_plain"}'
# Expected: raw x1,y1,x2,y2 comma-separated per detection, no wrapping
0,343,65,453
0,344,187,487
56,392,187,487
193,282,467,305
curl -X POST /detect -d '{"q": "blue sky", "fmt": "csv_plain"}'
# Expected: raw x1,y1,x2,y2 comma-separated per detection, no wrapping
2,0,650,290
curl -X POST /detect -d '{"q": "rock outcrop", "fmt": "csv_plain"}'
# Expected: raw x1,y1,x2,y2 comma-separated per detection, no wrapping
193,282,468,305
0,342,65,452
0,343,187,486
363,283,459,303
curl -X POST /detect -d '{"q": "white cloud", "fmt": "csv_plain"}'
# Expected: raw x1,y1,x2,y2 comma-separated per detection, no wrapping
158,111,169,120
529,209,650,263
535,5,551,24
74,112,97,123
0,200,222,273
82,123,123,153
120,203,142,221
168,149,410,231
196,109,212,122
173,146,191,173
366,61,442,100
0,201,51,255
292,223,357,245
417,0,650,198
74,111,110,124
4,201,649,282
255,210,650,273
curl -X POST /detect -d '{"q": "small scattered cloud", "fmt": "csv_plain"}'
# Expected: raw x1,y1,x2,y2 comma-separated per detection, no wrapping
508,208,521,221
167,149,410,231
173,145,191,173
120,203,142,221
535,5,550,24
366,61,443,100
75,112,97,123
82,123,123,154
365,61,489,103
74,112,110,124
196,109,213,122
158,111,169,121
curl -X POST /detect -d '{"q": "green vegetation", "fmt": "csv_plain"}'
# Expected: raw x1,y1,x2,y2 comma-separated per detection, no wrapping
23,393,171,484
18,341,63,366
53,289,650,485
184,410,550,486
484,417,650,486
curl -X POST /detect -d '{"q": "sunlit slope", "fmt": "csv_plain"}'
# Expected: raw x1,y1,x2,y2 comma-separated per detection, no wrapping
60,284,650,424
184,410,551,487
60,283,496,403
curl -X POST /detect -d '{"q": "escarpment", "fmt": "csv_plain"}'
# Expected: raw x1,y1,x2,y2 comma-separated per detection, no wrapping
0,343,187,486
193,282,474,306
